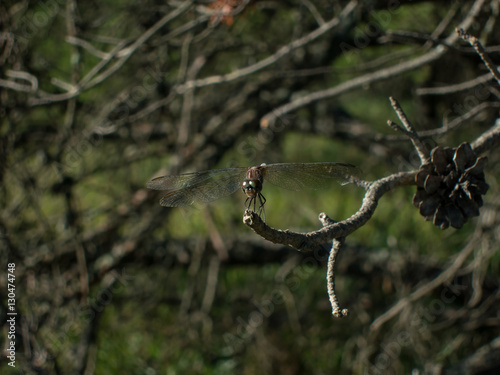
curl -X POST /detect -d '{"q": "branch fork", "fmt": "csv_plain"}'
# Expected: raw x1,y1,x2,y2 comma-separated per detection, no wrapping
244,84,499,316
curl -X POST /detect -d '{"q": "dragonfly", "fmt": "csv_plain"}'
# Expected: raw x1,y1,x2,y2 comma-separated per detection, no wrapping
147,162,360,218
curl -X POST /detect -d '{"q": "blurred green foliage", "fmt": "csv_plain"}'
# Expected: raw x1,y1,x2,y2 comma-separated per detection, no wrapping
2,1,499,374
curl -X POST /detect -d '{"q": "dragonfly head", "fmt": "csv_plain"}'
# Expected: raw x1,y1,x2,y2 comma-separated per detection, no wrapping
241,179,263,197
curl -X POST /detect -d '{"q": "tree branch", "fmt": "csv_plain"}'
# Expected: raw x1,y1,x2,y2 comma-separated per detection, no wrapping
259,0,487,127
243,171,416,251
389,96,430,164
177,0,358,93
457,27,500,86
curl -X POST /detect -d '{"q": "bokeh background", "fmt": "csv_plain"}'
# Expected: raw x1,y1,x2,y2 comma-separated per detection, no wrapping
1,1,500,374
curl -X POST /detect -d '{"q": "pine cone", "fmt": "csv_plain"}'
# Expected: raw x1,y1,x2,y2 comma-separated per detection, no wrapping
412,142,489,229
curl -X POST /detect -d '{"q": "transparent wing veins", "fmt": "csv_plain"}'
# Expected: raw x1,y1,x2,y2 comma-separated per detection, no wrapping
147,168,248,207
263,162,361,191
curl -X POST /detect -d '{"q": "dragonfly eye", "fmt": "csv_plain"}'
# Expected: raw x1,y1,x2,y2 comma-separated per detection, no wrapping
242,180,256,189
242,179,262,197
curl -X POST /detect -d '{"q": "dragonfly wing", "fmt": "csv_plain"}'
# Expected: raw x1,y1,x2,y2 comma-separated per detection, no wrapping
147,168,240,192
148,168,247,207
263,162,360,191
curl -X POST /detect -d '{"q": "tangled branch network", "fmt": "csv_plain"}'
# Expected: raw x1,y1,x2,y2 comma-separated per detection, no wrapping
244,29,500,317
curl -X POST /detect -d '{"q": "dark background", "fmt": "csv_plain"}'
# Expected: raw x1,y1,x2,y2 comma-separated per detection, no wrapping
1,1,500,374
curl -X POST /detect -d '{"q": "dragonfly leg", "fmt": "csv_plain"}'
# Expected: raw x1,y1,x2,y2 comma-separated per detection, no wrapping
257,193,266,221
244,194,266,221
244,195,257,211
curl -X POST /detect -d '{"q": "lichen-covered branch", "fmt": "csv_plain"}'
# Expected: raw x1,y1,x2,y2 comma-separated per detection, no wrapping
243,171,416,251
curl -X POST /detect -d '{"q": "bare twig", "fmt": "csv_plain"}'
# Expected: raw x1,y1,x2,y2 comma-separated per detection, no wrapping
0,69,38,92
178,53,205,146
379,102,500,142
425,1,460,49
300,0,326,26
471,118,500,155
369,229,482,333
203,207,229,261
260,48,447,127
27,2,192,106
154,15,211,45
457,28,500,86
389,97,430,164
66,36,112,59
178,1,358,93
0,32,14,64
260,0,486,127
201,255,221,314
327,237,348,318
27,40,126,106
179,239,205,317
319,213,348,318
416,72,493,96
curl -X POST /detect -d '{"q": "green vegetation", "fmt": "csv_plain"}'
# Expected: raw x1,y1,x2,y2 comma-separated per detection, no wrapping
2,1,499,374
